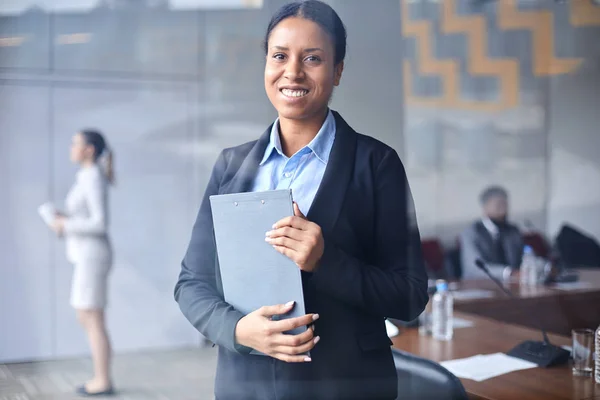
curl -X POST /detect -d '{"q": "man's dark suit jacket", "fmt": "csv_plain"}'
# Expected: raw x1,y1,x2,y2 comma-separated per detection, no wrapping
460,220,524,279
174,111,428,400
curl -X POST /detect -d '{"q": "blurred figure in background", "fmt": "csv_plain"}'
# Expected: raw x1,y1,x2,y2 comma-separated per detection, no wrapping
49,129,115,396
460,186,523,279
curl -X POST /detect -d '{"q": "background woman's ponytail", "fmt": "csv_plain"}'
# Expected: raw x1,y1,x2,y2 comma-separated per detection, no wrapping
103,146,115,185
80,129,115,185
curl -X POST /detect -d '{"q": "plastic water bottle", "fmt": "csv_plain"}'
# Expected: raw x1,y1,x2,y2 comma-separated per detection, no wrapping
595,324,600,384
432,280,453,341
418,280,436,336
519,246,537,286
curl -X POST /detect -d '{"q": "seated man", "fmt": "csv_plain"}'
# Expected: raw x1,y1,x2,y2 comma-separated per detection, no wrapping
460,186,524,279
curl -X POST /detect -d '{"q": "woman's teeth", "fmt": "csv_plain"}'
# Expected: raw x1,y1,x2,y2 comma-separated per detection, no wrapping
281,89,308,98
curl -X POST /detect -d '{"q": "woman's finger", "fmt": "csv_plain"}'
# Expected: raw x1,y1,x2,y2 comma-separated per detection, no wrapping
273,215,309,230
273,336,319,356
273,353,312,363
266,226,305,241
270,316,318,338
266,235,303,251
273,244,300,261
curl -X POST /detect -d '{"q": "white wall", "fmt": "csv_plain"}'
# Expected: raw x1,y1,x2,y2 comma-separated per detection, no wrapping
547,67,600,241
0,4,276,363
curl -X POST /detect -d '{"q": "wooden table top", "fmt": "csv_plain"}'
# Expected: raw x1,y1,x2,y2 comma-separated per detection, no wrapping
448,269,600,336
451,268,600,302
392,312,600,400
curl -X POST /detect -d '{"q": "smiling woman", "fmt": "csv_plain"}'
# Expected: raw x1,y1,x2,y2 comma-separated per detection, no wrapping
262,1,345,140
174,1,428,399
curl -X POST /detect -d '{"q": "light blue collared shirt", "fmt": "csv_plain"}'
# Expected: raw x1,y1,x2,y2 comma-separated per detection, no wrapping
251,110,336,215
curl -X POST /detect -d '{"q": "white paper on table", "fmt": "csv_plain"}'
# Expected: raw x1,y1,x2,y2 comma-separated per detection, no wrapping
38,202,57,226
450,289,495,300
385,320,399,338
440,353,537,382
453,317,475,329
551,282,593,291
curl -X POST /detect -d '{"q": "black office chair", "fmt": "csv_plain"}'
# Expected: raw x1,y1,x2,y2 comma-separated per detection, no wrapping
393,348,468,400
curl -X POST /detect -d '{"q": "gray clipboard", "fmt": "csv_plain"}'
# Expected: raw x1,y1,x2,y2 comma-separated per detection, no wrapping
209,189,307,355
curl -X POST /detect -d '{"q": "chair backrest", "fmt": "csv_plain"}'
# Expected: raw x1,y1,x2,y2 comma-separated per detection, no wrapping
523,232,550,259
421,239,445,275
555,224,600,268
392,348,468,400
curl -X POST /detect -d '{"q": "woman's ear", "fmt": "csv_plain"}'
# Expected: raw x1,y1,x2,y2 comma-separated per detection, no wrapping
333,61,344,86
84,145,96,161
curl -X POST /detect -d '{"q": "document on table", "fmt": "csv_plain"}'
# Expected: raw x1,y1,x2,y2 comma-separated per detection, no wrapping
450,289,495,300
551,282,594,291
440,353,537,382
453,317,475,329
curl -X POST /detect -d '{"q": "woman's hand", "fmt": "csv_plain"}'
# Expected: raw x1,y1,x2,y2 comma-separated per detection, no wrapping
235,301,319,362
50,216,66,236
266,203,324,273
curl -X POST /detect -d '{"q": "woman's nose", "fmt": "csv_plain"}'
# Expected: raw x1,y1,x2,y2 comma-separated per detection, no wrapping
284,59,304,81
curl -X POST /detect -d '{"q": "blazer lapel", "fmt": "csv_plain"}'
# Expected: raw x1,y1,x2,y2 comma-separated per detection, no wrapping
219,125,272,195
307,111,357,238
219,111,356,240
475,221,495,255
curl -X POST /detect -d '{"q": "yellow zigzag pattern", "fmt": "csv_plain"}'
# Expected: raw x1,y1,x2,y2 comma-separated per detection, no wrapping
402,0,594,111
402,0,517,111
401,0,459,108
570,0,600,26
441,0,519,110
497,0,583,76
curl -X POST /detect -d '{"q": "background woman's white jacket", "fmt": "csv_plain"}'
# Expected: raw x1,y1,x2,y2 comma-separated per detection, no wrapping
64,164,111,264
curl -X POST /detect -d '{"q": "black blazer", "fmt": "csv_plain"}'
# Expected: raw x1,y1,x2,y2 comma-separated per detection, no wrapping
460,220,524,279
175,111,428,400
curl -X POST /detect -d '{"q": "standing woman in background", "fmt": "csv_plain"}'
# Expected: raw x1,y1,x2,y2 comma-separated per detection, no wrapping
50,129,115,397
175,1,428,399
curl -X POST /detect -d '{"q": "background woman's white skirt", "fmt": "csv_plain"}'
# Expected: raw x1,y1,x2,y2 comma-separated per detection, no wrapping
68,239,113,310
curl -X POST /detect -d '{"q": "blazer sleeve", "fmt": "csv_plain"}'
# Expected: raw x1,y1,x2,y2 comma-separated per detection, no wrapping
63,169,107,235
174,151,250,354
310,148,428,322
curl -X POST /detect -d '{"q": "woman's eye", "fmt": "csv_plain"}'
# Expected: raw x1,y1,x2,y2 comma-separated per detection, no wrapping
305,55,321,63
272,53,285,60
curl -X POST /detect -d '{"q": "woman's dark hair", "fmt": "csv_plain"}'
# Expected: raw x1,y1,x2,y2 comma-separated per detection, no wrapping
263,0,347,65
80,129,115,185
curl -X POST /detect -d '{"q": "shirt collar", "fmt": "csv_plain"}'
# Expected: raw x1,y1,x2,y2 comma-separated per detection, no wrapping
482,217,499,237
259,109,336,165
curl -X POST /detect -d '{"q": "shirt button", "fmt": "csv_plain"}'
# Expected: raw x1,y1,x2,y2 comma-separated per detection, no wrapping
284,172,292,178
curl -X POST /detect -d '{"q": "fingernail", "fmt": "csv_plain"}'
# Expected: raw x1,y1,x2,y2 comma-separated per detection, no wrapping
265,231,272,237
265,237,272,242
272,223,277,229
312,314,320,321
314,336,320,345
285,301,295,307
304,357,312,362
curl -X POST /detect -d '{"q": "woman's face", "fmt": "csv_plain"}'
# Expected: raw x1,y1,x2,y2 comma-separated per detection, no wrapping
70,133,94,164
264,17,343,122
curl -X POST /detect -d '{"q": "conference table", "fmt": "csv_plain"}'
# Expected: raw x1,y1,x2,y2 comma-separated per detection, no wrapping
391,269,600,399
392,312,599,400
451,268,600,336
